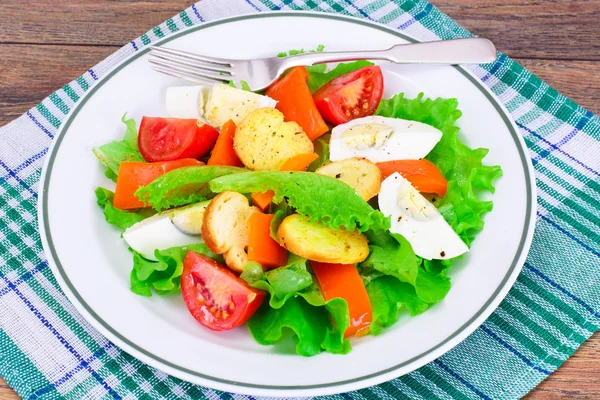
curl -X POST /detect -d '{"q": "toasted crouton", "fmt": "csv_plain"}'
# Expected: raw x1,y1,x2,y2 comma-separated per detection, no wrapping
316,158,382,201
234,108,314,171
201,191,258,272
277,214,369,264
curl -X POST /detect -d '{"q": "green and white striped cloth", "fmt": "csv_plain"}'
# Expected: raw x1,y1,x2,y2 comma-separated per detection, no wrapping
1,0,599,398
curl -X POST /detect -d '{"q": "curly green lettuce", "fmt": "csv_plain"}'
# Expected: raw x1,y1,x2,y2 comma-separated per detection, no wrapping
210,171,390,232
135,165,246,211
241,259,350,356
95,187,148,231
93,114,144,181
366,276,429,335
130,243,221,296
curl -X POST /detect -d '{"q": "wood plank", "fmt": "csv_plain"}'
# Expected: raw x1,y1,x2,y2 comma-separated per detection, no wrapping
434,0,600,60
0,44,118,127
0,0,599,61
0,0,195,46
0,378,19,400
528,333,600,399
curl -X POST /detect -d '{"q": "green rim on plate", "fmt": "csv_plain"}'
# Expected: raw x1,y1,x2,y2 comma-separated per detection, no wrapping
40,11,534,391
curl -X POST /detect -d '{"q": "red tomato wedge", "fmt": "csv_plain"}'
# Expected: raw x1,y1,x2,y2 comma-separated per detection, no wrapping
377,159,448,198
113,159,202,209
311,262,372,337
248,213,288,269
250,153,319,211
265,67,329,140
181,251,265,331
207,120,243,167
138,117,219,162
313,66,384,125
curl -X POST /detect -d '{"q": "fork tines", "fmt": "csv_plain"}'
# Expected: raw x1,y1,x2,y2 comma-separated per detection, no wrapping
149,46,235,85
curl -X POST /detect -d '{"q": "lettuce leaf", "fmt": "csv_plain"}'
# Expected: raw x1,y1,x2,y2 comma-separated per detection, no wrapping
242,258,350,356
307,134,330,172
269,200,292,243
248,296,350,356
130,243,221,296
93,114,144,181
241,257,313,305
376,93,502,246
306,60,375,93
360,232,419,285
277,44,325,58
366,276,429,335
210,171,390,232
135,165,246,211
95,187,147,231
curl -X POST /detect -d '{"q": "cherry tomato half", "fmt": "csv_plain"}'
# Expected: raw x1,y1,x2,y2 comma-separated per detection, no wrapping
313,66,384,125
138,117,219,162
181,251,265,331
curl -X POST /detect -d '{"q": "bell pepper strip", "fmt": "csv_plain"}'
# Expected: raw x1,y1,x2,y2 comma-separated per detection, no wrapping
265,67,329,140
207,120,244,167
251,191,275,212
247,212,288,268
280,153,319,171
377,159,448,198
310,262,372,337
113,159,203,209
250,153,319,211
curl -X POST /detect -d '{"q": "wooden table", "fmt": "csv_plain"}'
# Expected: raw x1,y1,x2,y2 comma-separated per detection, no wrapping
0,1,598,398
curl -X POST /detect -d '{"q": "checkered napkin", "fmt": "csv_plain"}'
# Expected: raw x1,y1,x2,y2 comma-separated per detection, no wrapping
1,0,599,399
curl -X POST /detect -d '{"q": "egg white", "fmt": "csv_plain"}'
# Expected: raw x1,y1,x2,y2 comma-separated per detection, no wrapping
329,116,442,163
378,172,468,260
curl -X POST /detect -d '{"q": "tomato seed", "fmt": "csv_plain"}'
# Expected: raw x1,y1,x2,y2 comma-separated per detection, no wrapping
228,302,235,312
209,305,217,314
221,311,230,320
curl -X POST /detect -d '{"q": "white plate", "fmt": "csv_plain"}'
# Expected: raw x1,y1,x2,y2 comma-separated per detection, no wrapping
39,11,536,397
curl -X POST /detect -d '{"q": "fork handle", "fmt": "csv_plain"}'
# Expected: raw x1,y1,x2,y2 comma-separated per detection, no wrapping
281,38,497,68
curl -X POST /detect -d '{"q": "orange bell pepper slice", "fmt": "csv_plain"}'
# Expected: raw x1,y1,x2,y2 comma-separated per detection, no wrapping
265,67,329,140
207,120,243,167
311,261,372,337
247,212,288,269
250,153,318,211
113,158,202,209
377,159,448,198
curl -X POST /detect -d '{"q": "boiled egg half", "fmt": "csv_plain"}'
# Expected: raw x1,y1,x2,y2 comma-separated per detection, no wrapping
329,116,443,163
204,84,277,128
378,172,468,260
123,201,209,260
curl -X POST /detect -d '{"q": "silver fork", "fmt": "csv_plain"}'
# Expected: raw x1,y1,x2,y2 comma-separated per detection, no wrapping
149,38,497,91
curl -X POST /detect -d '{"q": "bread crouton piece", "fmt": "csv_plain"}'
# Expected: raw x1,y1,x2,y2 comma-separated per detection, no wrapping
234,108,314,171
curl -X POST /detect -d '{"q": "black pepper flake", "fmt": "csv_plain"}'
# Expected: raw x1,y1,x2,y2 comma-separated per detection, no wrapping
431,197,436,202
335,173,342,179
397,216,402,222
440,251,446,257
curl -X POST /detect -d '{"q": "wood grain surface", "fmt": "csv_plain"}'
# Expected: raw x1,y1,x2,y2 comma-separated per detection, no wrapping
0,0,599,398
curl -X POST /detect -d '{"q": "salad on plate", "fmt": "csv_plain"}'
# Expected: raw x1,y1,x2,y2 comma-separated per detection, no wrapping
93,47,502,356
